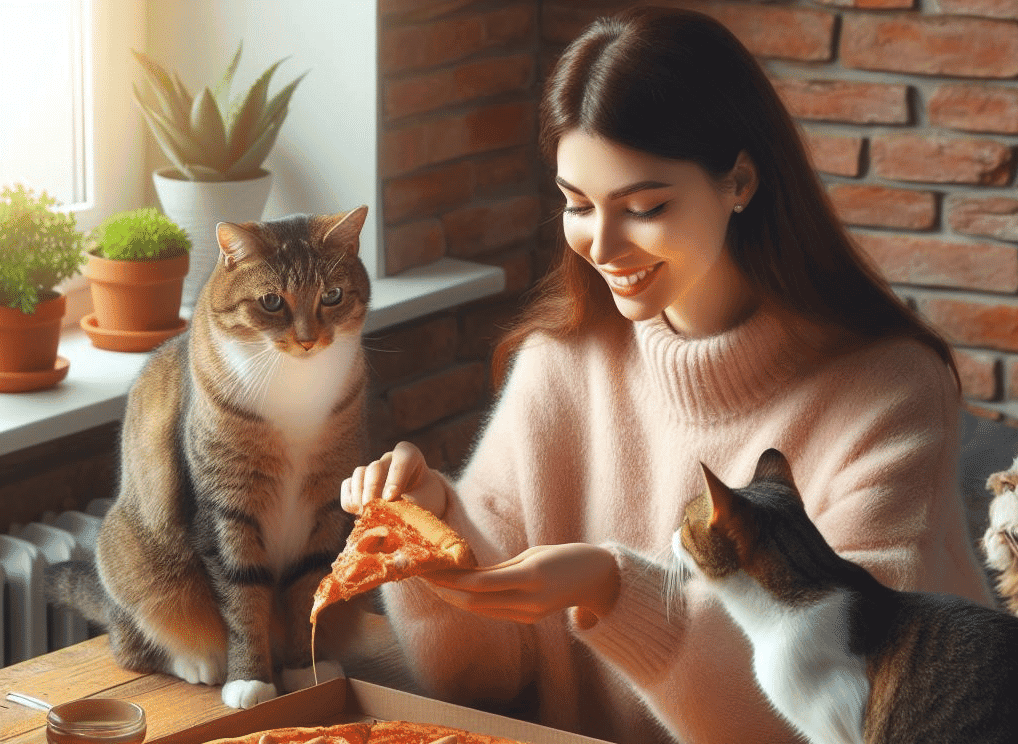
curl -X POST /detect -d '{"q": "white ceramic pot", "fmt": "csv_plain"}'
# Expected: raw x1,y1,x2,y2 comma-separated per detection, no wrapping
152,168,273,309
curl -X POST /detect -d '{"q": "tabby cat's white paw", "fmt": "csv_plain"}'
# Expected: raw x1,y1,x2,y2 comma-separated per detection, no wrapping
984,490,1018,571
170,655,225,686
282,660,344,692
221,679,277,709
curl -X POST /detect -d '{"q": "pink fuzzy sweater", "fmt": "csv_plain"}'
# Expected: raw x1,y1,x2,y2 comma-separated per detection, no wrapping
380,308,992,744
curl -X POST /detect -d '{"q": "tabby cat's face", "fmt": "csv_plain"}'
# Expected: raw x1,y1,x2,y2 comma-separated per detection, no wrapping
210,208,370,358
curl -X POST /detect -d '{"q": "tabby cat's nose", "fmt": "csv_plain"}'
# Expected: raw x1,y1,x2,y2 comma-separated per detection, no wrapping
297,340,315,351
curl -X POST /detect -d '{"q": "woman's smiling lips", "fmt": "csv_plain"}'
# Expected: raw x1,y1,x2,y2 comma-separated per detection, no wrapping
600,263,663,296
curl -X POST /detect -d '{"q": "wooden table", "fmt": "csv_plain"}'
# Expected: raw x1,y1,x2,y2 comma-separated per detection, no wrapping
1,637,252,744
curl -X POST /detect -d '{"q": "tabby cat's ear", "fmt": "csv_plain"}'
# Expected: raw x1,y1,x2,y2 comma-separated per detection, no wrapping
752,448,796,487
217,222,259,270
322,205,369,256
701,462,755,565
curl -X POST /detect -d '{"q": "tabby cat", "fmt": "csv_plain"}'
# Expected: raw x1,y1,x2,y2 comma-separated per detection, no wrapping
673,448,1018,744
47,207,371,709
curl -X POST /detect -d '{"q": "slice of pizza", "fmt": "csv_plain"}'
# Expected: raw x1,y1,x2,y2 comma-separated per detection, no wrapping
311,498,476,627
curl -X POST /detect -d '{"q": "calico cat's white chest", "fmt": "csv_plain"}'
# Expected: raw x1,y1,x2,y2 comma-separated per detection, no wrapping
715,576,870,744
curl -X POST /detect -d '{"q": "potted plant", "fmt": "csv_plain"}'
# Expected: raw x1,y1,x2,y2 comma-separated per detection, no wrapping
0,184,85,392
132,42,306,308
81,208,191,353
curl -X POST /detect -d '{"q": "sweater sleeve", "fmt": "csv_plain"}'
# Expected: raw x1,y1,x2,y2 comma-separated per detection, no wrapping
379,336,570,705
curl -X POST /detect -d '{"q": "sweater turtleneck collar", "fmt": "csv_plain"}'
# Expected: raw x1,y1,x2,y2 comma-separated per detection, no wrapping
634,307,829,424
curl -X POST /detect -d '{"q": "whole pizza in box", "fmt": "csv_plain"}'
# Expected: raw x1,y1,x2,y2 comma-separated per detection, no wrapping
203,720,525,744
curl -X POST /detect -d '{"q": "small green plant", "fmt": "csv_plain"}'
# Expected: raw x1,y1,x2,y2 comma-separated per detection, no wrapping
90,208,191,261
0,184,85,314
132,42,307,182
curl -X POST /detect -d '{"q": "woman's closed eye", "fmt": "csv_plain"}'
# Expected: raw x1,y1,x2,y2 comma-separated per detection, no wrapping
627,202,670,219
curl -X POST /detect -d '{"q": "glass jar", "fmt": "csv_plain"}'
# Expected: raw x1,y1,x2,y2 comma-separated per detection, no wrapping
46,698,146,744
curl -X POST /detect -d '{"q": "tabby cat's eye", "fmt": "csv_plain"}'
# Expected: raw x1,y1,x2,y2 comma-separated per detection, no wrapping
259,293,285,312
321,287,343,306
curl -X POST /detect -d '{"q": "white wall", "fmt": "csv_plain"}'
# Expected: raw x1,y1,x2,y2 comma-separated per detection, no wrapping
144,0,379,274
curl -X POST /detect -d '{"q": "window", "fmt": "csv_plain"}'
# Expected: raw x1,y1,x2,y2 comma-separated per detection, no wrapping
0,0,90,207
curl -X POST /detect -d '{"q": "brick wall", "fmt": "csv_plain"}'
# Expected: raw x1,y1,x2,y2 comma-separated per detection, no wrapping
8,0,1018,527
367,0,546,470
540,0,1018,424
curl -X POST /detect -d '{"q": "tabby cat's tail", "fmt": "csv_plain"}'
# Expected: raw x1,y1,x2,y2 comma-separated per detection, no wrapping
44,560,112,626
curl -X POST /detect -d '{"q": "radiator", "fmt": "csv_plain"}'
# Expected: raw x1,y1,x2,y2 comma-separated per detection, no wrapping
1,498,112,668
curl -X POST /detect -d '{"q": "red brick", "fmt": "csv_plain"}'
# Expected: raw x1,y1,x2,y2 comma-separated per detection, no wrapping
389,362,488,432
773,78,909,125
380,0,481,23
381,102,535,178
802,130,864,177
383,161,475,224
947,195,1018,242
364,315,459,386
704,3,835,62
381,4,536,75
473,147,536,196
928,84,1018,135
828,184,936,230
842,15,1018,78
955,348,1000,401
871,134,1013,185
853,232,1018,292
442,195,542,258
541,2,620,45
937,0,1018,19
917,297,1018,352
384,219,446,275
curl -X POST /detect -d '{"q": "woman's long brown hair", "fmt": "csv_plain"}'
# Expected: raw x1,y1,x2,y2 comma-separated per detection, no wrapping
492,6,958,389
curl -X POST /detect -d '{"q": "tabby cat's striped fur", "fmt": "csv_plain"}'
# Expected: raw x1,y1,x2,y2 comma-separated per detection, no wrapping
47,207,371,709
673,448,1018,744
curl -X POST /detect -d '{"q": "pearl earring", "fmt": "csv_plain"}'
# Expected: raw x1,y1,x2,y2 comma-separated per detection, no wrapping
733,204,744,213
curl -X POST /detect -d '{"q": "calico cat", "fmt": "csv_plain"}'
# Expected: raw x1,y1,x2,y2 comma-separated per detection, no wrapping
673,448,1018,744
46,207,371,709
983,455,1018,614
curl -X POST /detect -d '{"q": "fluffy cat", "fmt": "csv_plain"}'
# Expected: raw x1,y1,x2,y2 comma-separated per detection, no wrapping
984,455,1018,614
47,207,371,709
673,448,1018,744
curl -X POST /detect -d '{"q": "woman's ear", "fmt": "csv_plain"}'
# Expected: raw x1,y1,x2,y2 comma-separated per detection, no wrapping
730,150,759,210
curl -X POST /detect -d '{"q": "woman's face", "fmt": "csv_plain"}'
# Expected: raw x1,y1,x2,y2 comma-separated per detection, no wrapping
555,130,758,336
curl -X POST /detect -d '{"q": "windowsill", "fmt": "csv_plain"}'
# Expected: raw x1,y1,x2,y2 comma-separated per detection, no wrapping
0,257,504,458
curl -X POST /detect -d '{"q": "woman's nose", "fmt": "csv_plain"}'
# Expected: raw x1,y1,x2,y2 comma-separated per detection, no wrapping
588,215,625,266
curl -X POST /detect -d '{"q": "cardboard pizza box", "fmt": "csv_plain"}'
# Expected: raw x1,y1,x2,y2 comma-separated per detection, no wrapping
148,676,614,744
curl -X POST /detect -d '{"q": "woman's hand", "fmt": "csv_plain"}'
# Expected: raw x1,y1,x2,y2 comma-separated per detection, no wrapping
340,441,447,517
425,543,621,625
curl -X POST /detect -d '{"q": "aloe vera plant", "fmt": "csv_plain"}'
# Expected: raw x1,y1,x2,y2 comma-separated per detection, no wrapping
132,43,307,182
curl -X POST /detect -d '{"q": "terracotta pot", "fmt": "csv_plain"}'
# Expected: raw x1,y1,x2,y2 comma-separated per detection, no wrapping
0,293,65,374
84,252,189,332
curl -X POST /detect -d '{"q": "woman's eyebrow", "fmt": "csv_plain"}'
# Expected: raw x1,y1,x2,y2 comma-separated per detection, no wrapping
555,176,672,200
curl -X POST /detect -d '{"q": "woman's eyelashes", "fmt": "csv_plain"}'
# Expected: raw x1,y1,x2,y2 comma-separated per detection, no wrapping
562,201,671,219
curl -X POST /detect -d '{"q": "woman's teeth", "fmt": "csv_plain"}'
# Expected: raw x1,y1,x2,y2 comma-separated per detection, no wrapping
608,269,650,288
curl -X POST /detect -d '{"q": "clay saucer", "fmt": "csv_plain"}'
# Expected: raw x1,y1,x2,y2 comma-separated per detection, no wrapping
80,314,187,353
0,356,70,393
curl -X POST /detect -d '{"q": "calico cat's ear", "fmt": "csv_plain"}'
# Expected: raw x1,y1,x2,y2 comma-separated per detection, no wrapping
701,462,737,529
217,222,259,270
321,205,369,255
752,448,795,487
